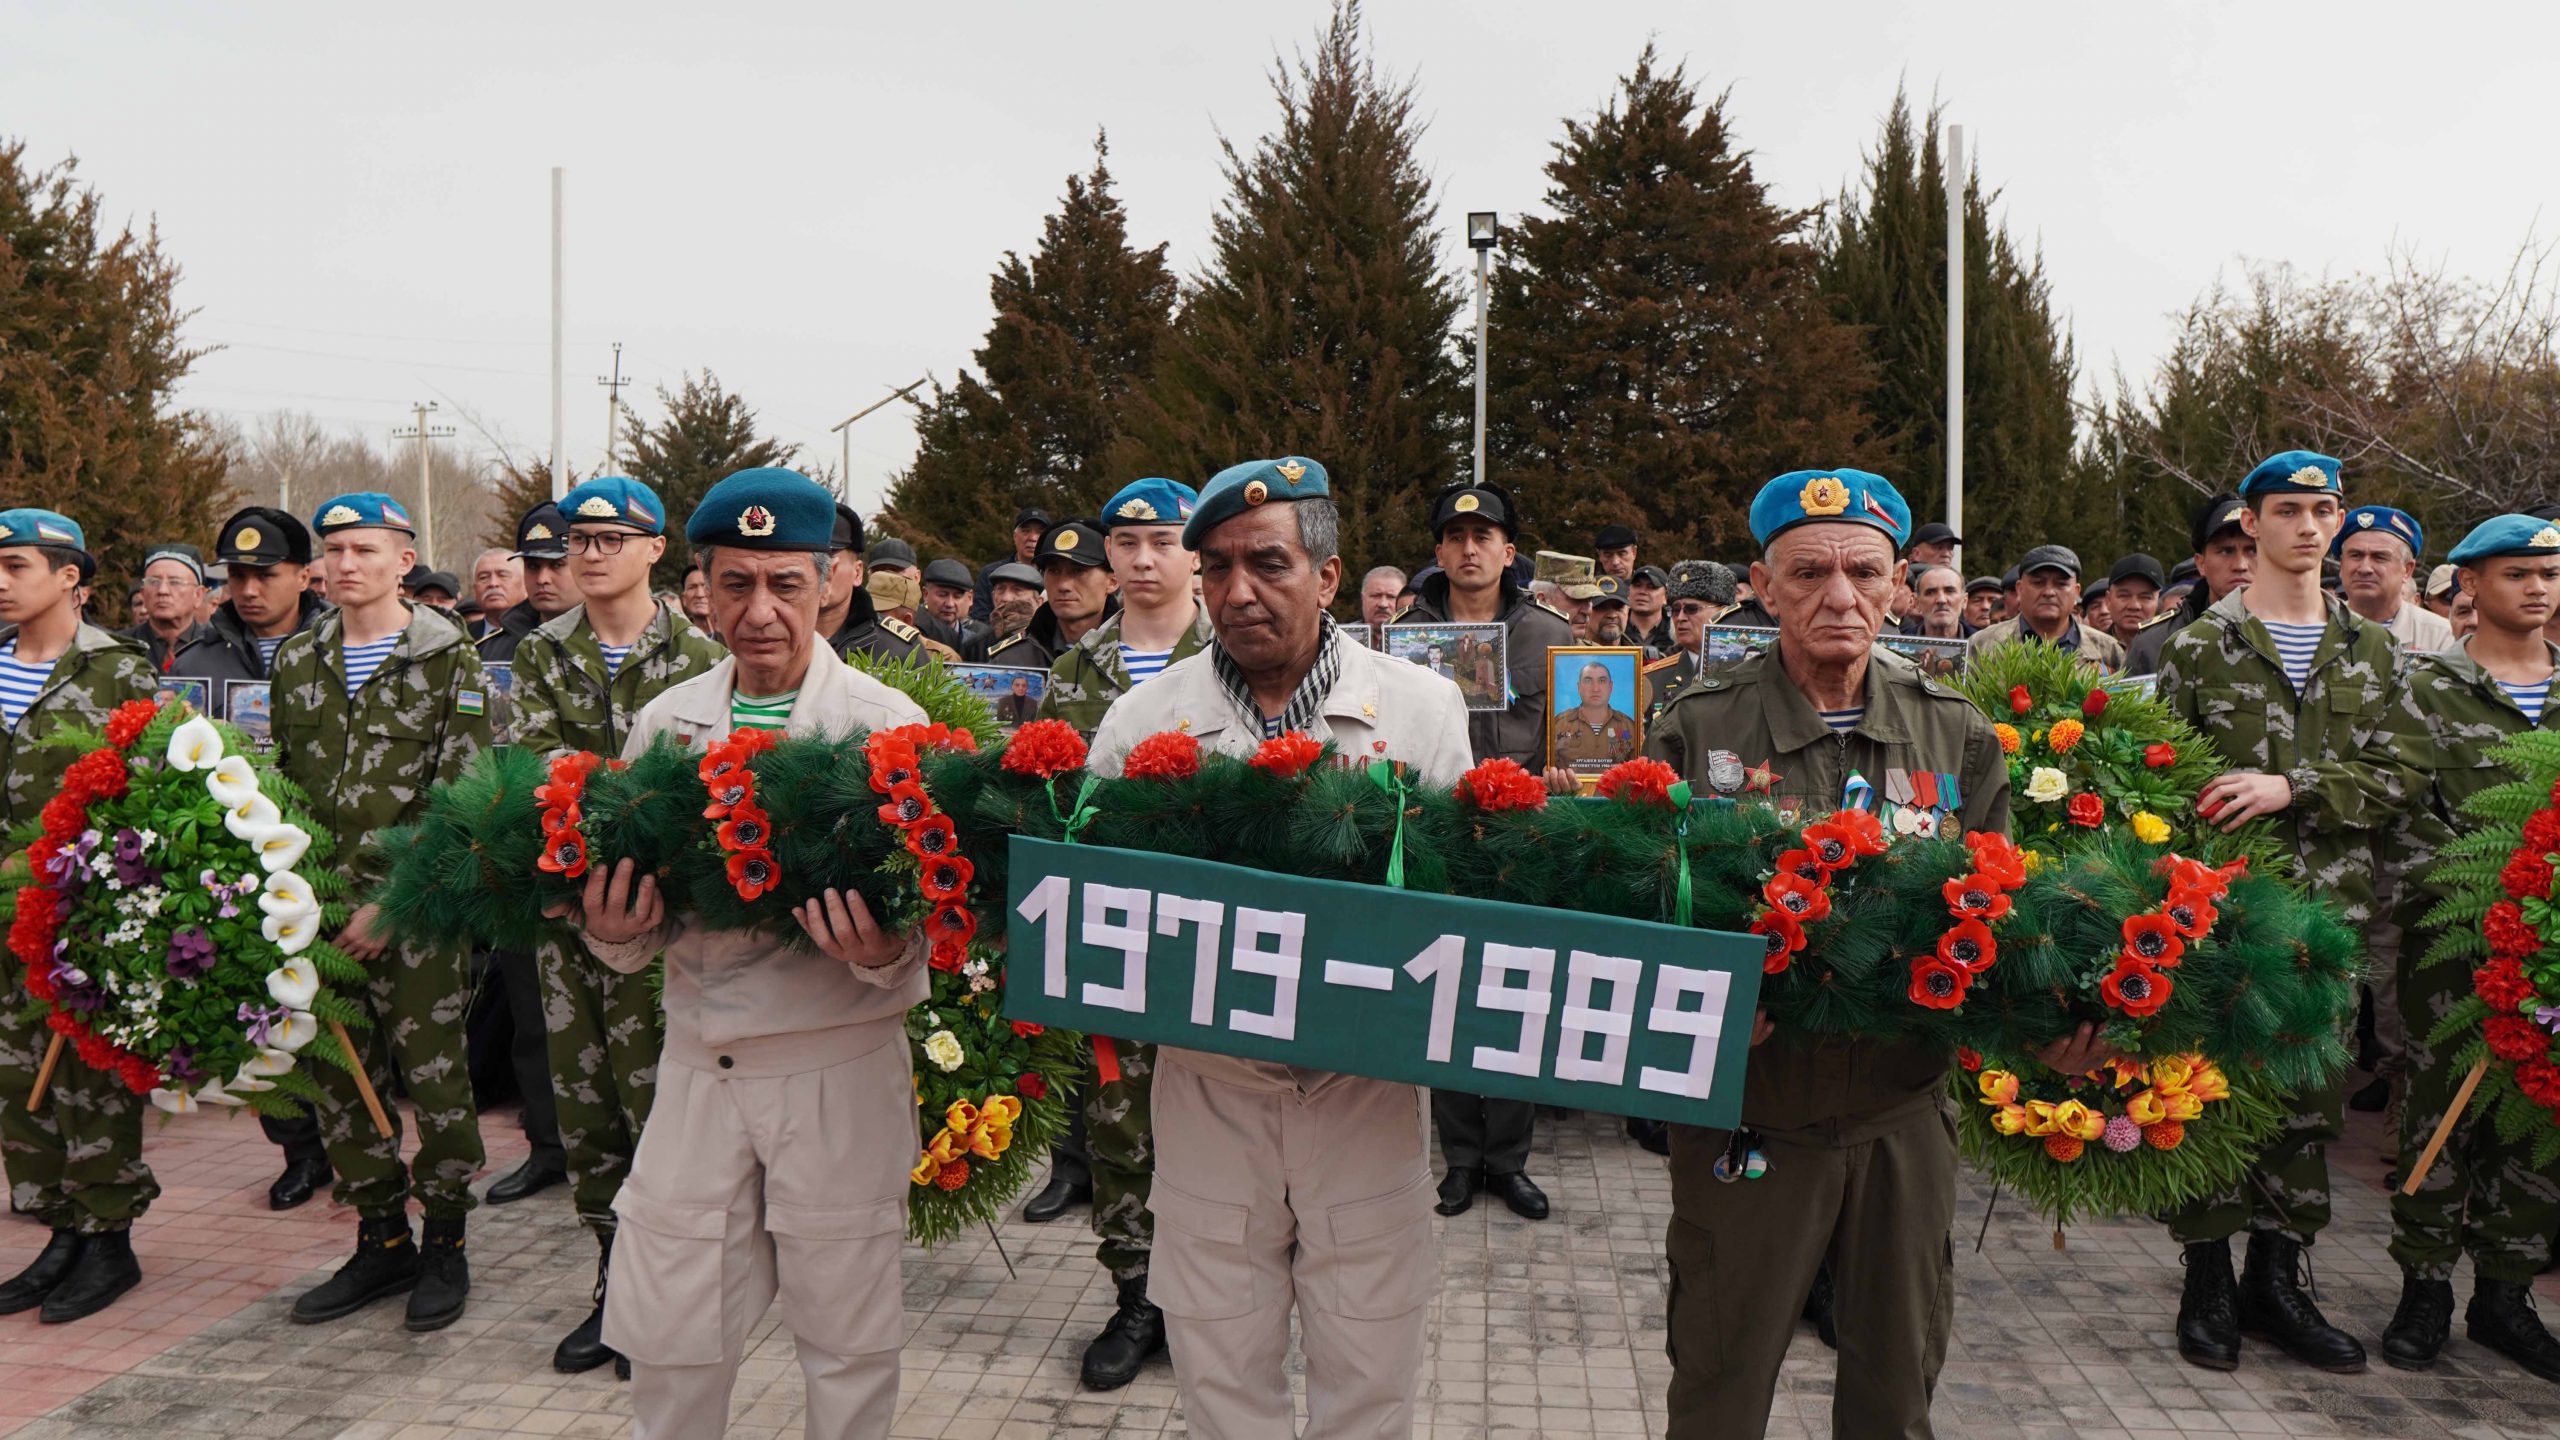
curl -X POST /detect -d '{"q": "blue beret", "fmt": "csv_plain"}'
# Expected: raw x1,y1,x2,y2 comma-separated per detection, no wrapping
1103,477,1200,531
560,476,666,535
0,507,89,570
2238,450,2342,498
313,492,414,536
2332,504,2422,558
684,468,836,551
2448,514,2560,567
1181,459,1327,548
1748,469,1911,550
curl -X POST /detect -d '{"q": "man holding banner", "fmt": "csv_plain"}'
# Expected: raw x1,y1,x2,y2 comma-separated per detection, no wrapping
1083,456,1471,1439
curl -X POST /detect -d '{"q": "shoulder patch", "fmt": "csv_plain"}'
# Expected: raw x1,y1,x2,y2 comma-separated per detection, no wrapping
879,616,921,642
456,690,485,716
1531,598,1573,624
2139,610,2177,629
1387,604,1416,624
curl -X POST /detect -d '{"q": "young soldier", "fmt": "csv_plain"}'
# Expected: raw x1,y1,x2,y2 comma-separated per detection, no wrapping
2380,514,2560,1380
2156,451,2422,1375
1043,477,1210,1390
0,509,160,1324
275,492,494,1332
512,476,726,1377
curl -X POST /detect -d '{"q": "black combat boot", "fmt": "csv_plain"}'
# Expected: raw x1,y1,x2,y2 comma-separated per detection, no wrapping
39,1228,140,1324
407,1215,469,1332
293,1213,418,1323
268,1152,334,1212
1022,1152,1092,1224
2237,1231,2366,1373
2381,1274,2454,1370
553,1232,620,1374
1803,1260,1838,1350
1079,1275,1167,1391
2175,1239,2242,1370
2469,1278,2560,1383
0,1229,84,1315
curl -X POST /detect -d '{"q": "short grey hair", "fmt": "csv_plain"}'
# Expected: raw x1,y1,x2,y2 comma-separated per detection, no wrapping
1361,563,1407,591
697,544,832,588
1909,563,1956,591
1294,498,1341,566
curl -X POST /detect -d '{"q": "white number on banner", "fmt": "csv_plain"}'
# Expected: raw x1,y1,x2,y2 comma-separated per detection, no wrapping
1228,907,1303,1040
1403,932,1466,1062
1156,894,1226,1027
1638,965,1731,1099
1018,874,1071,999
1080,884,1151,1013
1471,944,1556,1078
1554,951,1643,1086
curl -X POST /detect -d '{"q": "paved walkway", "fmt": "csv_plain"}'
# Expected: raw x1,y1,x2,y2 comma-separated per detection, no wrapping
6,1088,2560,1438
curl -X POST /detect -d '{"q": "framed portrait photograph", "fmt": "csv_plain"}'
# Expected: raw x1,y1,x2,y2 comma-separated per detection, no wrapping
1382,621,1508,712
1877,633,1969,678
950,663,1050,731
154,676,211,717
224,680,273,748
1705,624,1779,670
482,661,516,745
1546,646,1646,782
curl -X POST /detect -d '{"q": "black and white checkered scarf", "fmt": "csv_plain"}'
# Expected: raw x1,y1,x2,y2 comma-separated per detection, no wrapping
1213,613,1344,740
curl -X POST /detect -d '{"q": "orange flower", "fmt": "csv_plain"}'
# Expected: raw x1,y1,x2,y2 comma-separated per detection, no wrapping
1942,873,2013,922
2145,1120,2185,1150
934,1159,971,1191
919,855,975,905
2120,913,2187,968
876,784,931,829
537,829,589,879
865,737,922,793
1907,956,1968,1009
715,803,774,853
726,847,779,900
1965,831,2027,888
1938,918,1996,974
2124,1088,2168,1126
903,813,959,860
1750,909,1805,972
2100,957,2172,1018
1994,723,2021,755
703,774,755,820
2047,718,2085,753
2044,1134,2085,1163
1763,872,1832,924
1977,1070,2020,1106
2162,891,2220,940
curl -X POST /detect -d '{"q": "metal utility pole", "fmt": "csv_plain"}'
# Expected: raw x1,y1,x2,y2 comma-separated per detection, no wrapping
550,166,566,499
1465,212,1499,486
829,377,932,502
598,342,629,471
1945,125,1966,553
394,401,457,565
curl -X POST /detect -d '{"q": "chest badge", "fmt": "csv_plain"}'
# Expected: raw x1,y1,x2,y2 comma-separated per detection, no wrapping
1705,749,1745,794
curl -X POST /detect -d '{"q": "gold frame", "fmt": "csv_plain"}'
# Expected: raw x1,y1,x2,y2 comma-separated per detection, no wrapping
1545,645,1648,791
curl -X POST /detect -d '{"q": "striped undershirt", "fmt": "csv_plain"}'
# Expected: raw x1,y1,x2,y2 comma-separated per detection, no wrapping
340,635,399,697
2261,619,2326,693
732,690,797,731
1820,706,1864,734
0,642,53,729
253,635,286,672
598,641,634,678
2500,677,2553,724
1119,645,1174,684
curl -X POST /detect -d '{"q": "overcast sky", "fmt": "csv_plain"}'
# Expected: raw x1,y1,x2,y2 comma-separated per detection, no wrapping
11,2,2553,521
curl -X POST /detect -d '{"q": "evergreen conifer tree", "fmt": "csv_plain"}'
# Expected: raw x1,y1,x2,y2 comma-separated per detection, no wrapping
624,373,797,591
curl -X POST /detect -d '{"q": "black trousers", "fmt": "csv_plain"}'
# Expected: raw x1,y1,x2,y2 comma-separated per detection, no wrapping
464,947,564,1169
1432,1089,1534,1176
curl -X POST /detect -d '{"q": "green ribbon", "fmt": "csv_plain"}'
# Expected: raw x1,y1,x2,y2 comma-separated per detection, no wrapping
1049,774,1102,846
1367,759,1411,890
1669,780,1695,927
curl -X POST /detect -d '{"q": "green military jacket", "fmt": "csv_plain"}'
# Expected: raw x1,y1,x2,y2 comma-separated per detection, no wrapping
1045,603,1214,737
2386,640,2560,924
511,601,727,762
272,602,494,887
1397,576,1577,767
2155,590,2425,926
1644,642,2011,1144
0,623,156,829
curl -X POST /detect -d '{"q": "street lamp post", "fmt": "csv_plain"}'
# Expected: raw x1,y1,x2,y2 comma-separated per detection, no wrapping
1467,211,1498,487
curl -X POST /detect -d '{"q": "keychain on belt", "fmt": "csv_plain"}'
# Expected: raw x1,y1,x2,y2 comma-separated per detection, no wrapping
1714,1125,1768,1182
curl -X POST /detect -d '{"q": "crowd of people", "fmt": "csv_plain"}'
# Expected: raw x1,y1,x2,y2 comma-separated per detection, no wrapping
0,444,2554,1440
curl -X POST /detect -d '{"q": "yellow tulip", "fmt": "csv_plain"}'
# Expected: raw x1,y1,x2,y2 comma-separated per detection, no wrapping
928,1129,963,1165
1990,1103,2032,1136
982,1095,1023,1126
2125,1089,2168,1126
2130,811,2172,845
2150,1056,2195,1092
945,1100,980,1134
910,1152,939,1186
966,1125,1002,1159
2188,1065,2231,1102
2163,1090,2205,1122
2049,1099,2107,1142
1979,1070,2021,1106
2022,1100,2059,1137
983,1124,1013,1158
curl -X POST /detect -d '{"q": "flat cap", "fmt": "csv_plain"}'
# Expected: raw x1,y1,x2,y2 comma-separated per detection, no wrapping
1035,518,1108,570
985,560,1044,590
561,476,666,535
921,558,973,591
683,467,836,552
1910,521,1963,548
1593,524,1638,551
1964,575,2003,595
2018,544,2081,578
1182,459,1323,548
314,492,414,537
214,506,311,568
1748,469,1910,550
866,537,918,570
2108,553,2167,590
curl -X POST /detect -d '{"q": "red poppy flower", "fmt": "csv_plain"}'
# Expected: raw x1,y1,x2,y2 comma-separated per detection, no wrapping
876,784,931,829
1597,757,1681,807
2144,742,2178,769
1965,831,2028,889
1001,719,1090,779
702,774,756,821
1017,1071,1048,1100
2504,851,2557,904
1123,731,1202,781
104,700,160,749
2486,900,2543,958
2519,1058,2560,1109
715,804,773,853
1774,847,1831,884
1749,908,1805,973
1250,731,1324,779
1938,919,1997,974
540,803,582,836
1011,1020,1045,1039
726,847,779,900
930,903,978,947
1763,872,1832,924
697,743,748,785
2477,957,2538,1012
865,738,922,794
1942,874,2013,922
919,854,975,905
903,813,958,860
729,727,780,758
2156,856,2230,901
2066,792,2106,828
2009,685,2033,715
537,829,589,879
2121,913,2187,968
2487,1013,2548,1062
1908,956,1969,1010
1822,809,1891,857
1456,758,1549,812
2161,894,2219,941
1956,1046,1984,1073
2100,957,2172,1018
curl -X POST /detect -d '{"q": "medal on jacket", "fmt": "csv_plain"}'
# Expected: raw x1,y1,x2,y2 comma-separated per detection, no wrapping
1884,769,1918,833
1841,769,1873,813
1939,771,1962,830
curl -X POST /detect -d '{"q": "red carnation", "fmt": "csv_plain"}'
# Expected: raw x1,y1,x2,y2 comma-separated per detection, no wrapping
1010,1020,1044,1039
2121,913,2187,968
1938,918,1997,974
1908,956,1969,1010
1017,1071,1048,1100
1249,731,1324,779
119,1057,159,1095
2503,851,2557,903
1942,873,2013,922
103,699,160,749
2067,792,2106,828
2009,685,2033,715
1122,731,1202,781
2526,809,2560,856
1455,758,1549,813
1764,872,1832,925
2082,688,2111,719
2143,743,2177,769
1596,757,1681,807
2100,957,2172,1018
2519,1058,2560,1109
1001,719,1090,780
2486,900,2543,959
2488,1014,2548,1063
2477,957,2538,1012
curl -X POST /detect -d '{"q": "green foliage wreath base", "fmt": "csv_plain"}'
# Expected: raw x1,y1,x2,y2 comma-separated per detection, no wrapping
1950,1062,2290,1229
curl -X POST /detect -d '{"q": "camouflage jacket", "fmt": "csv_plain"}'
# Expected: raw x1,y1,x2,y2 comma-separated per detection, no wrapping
2385,640,2560,924
2155,589,2424,924
1045,603,1215,737
1397,575,1577,767
511,600,728,762
272,602,494,887
0,623,156,829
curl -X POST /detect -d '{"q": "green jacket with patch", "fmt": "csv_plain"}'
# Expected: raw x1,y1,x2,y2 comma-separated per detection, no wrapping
511,601,727,762
272,603,494,887
0,623,157,828
1045,603,1215,737
2388,640,2560,918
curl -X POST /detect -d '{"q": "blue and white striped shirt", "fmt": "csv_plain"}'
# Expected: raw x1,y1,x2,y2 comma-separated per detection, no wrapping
2261,619,2326,694
1119,645,1174,685
0,642,53,729
341,636,399,696
1820,706,1865,734
2500,677,2553,725
254,635,286,672
598,641,634,678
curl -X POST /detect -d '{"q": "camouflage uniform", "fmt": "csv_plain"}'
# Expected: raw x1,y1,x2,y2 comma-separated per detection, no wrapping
1044,602,1213,1283
509,601,725,1239
2385,642,2560,1282
2155,591,2426,1243
272,603,494,1218
0,624,159,1233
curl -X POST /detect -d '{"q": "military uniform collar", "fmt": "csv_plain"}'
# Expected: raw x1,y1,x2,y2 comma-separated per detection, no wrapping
1751,639,1918,751
2209,587,2363,664
1414,569,1529,624
2436,635,2560,693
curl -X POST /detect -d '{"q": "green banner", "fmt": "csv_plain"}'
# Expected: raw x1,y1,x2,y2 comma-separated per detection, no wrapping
1003,836,1765,1128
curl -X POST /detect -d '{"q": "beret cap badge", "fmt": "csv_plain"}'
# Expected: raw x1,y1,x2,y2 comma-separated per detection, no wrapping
2356,512,2373,527
1243,480,1269,505
526,523,554,541
2536,526,2560,550
1275,460,1307,483
1054,530,1077,549
1116,498,1159,521
575,496,620,518
1453,493,1481,514
320,504,361,527
1799,476,1851,516
2289,465,2333,490
738,505,778,538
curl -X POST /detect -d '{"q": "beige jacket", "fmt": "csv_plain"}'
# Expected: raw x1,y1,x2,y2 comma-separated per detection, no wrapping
588,642,931,1071
1087,630,1473,1092
1966,615,2127,671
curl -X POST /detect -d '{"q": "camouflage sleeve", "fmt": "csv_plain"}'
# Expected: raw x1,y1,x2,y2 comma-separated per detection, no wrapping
2380,665,2460,920
2292,647,2428,840
99,650,159,715
2152,629,2203,733
511,635,570,761
436,646,495,792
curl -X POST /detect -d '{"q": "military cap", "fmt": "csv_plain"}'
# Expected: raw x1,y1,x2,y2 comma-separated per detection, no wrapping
1591,574,1630,607
985,560,1044,591
2109,553,2167,590
2018,543,2081,578
1593,523,1639,551
1182,458,1326,548
1668,559,1736,606
2426,562,2460,599
1104,477,1199,532
2190,492,2249,553
866,568,920,610
560,476,666,535
1631,564,1669,588
2449,514,2560,567
866,537,917,570
513,502,570,561
2168,556,2200,584
416,570,462,600
401,562,434,592
1035,518,1107,570
2081,577,2112,606
0,508,93,576
830,503,864,555
213,506,311,568
2529,504,2560,522
1910,520,1963,549
1428,481,1517,541
2001,565,2020,588
1014,507,1053,530
1964,575,2003,596
313,491,414,537
1748,469,1910,550
1561,578,1604,601
683,467,836,552
921,558,975,591
1534,550,1597,586
2238,449,2343,498
141,544,206,583
2333,504,2422,558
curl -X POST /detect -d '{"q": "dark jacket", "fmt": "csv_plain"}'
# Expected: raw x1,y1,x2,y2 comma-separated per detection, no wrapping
123,619,215,672
984,595,1119,672
1396,574,1576,767
830,588,929,667
167,592,330,688
2123,584,2214,675
476,601,549,665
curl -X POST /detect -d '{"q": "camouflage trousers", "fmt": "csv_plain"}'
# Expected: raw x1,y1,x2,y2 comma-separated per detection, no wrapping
2168,1074,2343,1244
536,934,661,1238
315,938,485,1219
2390,955,2560,1283
0,959,156,1232
1087,1036,1155,1283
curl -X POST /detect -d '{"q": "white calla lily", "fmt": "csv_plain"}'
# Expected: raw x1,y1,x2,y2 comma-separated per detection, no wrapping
195,1079,243,1107
204,754,261,809
225,1067,276,1093
238,1048,295,1078
262,910,319,955
149,1087,199,1115
259,871,318,919
273,1011,318,1054
265,956,321,1008
166,716,225,771
224,794,282,841
254,824,312,874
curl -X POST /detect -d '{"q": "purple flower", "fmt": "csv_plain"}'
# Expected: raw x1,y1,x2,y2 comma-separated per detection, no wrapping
237,1002,286,1048
52,966,105,1013
165,925,217,981
165,1046,204,1085
2537,1005,2560,1035
40,846,82,888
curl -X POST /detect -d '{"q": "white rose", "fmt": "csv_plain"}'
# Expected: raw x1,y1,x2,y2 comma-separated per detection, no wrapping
2024,766,2070,804
923,1030,965,1073
205,754,262,809
266,956,321,1009
254,824,312,874
166,716,225,772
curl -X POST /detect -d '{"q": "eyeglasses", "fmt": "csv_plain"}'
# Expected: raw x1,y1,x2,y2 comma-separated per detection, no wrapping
565,532,635,556
140,576,202,591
